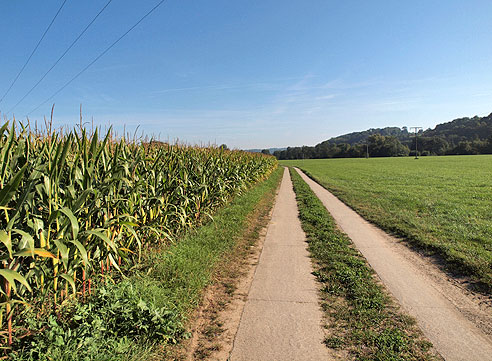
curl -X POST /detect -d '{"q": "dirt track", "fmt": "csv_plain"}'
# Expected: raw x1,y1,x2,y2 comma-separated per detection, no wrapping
295,167,492,361
229,168,330,360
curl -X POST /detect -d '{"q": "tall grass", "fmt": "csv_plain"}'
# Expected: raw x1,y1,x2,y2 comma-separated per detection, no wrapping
0,119,276,350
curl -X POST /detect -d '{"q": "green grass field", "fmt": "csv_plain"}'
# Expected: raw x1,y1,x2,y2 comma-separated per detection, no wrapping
282,155,492,289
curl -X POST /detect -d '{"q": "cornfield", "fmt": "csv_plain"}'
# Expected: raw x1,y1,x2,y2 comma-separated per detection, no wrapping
0,120,277,348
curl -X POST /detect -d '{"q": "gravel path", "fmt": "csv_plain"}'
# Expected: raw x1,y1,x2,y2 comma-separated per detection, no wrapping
295,167,492,361
229,168,330,361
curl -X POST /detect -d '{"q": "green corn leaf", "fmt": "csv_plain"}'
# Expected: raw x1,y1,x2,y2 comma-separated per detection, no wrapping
0,269,32,294
59,273,76,295
0,122,9,138
0,230,13,259
118,220,139,227
84,230,117,254
59,137,72,171
50,141,63,179
10,177,39,224
12,229,35,256
122,223,142,261
43,175,51,198
71,240,89,267
47,208,60,226
72,189,92,211
54,240,69,270
89,128,99,159
0,163,28,207
60,207,79,240
108,253,122,274
0,122,15,184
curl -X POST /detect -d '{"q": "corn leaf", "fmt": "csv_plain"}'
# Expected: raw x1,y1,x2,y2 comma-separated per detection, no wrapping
60,207,79,240
0,230,13,259
0,163,28,206
71,240,89,267
14,248,55,258
12,229,35,256
0,269,32,294
59,273,76,295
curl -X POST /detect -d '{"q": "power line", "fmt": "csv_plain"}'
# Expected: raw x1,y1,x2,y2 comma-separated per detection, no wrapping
7,0,114,114
26,0,167,117
0,0,68,105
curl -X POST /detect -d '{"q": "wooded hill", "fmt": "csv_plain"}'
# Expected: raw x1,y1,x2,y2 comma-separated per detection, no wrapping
274,113,492,159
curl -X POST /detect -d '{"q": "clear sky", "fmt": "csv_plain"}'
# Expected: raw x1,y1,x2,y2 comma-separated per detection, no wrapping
1,1,492,149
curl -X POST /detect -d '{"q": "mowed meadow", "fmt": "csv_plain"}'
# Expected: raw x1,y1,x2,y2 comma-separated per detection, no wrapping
0,120,277,358
282,156,492,289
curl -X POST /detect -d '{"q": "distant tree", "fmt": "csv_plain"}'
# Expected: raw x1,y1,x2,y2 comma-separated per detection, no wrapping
452,141,475,155
219,144,229,150
368,135,409,157
420,136,449,155
484,136,492,154
261,149,271,155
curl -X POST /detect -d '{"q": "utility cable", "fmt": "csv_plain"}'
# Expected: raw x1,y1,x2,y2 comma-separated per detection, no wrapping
0,0,68,105
26,0,167,117
7,0,113,114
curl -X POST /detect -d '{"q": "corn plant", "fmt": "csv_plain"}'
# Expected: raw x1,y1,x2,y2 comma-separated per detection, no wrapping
0,120,277,350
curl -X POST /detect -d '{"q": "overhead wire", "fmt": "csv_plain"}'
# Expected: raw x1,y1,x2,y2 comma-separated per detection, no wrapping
7,0,114,114
0,0,68,105
26,0,167,117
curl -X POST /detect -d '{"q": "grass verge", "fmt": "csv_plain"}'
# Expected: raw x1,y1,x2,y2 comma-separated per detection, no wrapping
289,167,441,361
11,167,283,361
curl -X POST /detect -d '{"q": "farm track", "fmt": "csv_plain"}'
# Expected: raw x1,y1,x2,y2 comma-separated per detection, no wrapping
229,168,330,360
295,167,492,361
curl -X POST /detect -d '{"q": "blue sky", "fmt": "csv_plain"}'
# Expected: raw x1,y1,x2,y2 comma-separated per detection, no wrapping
1,1,492,148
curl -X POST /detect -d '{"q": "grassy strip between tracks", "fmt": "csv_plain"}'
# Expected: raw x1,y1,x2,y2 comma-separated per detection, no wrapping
289,168,441,361
12,167,283,361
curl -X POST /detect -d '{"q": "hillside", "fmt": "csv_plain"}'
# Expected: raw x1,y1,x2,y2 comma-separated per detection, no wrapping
274,113,492,159
325,126,410,145
245,147,287,154
425,114,492,143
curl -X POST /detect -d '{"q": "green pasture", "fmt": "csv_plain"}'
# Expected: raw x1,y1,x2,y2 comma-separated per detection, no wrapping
282,155,492,289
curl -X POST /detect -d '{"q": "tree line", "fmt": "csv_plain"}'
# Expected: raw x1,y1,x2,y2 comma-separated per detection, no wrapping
273,113,492,159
